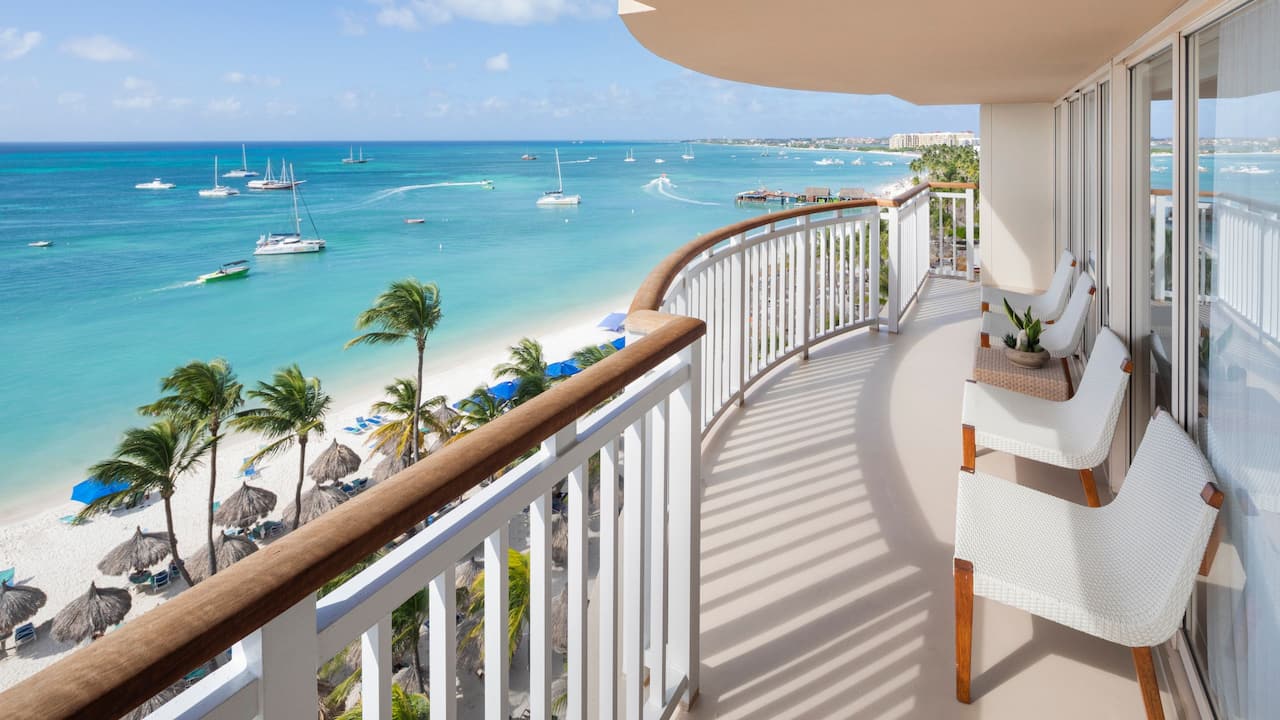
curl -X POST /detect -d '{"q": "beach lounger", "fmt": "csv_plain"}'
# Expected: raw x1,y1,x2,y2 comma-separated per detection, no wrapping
0,568,14,585
358,415,382,426
13,623,35,648
58,514,85,526
343,425,365,435
150,569,170,591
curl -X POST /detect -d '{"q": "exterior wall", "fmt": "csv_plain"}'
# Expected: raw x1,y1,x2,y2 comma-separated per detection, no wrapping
978,103,1056,290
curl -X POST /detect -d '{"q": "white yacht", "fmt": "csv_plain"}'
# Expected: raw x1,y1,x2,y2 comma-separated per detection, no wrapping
135,178,175,190
814,158,836,166
222,144,259,178
247,158,303,190
536,149,581,206
255,165,326,255
654,158,666,164
624,148,637,163
198,157,240,197
681,144,695,160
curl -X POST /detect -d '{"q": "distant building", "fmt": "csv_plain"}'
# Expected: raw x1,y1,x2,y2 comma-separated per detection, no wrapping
889,131,977,149
838,187,870,200
801,186,834,203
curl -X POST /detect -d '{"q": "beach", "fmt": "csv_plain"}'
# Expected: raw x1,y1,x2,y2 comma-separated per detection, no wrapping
0,294,629,687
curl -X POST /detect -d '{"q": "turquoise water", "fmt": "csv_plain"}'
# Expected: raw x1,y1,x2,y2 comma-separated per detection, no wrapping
0,141,911,507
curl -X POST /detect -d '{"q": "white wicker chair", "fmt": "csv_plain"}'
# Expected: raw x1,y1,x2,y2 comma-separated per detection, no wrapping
952,410,1223,719
962,328,1132,507
980,250,1076,319
980,272,1095,360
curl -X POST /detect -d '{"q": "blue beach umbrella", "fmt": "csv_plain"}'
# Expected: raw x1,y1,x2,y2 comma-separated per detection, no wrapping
488,381,519,402
546,360,581,378
70,477,129,505
597,312,627,332
610,337,626,351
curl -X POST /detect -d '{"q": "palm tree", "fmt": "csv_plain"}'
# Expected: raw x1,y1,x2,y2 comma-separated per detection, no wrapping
335,683,429,720
233,365,331,530
139,359,243,579
451,385,508,443
572,341,617,369
464,548,531,666
392,589,429,694
494,337,560,407
346,279,442,463
367,379,450,460
84,421,208,586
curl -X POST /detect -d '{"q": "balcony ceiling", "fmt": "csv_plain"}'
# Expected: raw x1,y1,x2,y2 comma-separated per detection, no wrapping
619,0,1184,104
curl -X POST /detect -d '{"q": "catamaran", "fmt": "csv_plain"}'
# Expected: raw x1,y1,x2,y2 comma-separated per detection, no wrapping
536,149,581,206
135,178,175,190
624,148,637,163
222,144,259,178
246,158,303,190
198,157,240,197
341,146,370,164
681,144,695,160
198,260,250,282
254,165,326,255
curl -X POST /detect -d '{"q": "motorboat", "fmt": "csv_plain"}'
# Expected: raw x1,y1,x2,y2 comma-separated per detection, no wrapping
536,149,581,206
198,260,250,282
28,240,53,248
654,158,666,164
521,153,538,161
814,158,836,166
198,157,241,197
405,218,426,224
223,144,259,178
135,178,175,190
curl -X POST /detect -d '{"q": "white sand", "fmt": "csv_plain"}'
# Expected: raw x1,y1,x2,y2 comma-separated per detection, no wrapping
0,294,631,689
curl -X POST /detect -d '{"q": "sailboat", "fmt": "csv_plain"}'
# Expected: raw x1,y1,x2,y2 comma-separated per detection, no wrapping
199,157,241,197
536,149,581,206
246,158,303,190
624,148,637,163
254,165,326,255
222,144,259,178
341,146,370,164
681,144,695,161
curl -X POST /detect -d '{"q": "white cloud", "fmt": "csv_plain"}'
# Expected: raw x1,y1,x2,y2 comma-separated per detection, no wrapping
223,71,281,87
206,96,242,114
56,90,86,111
168,97,193,110
0,28,42,60
62,34,135,62
113,95,156,110
266,100,298,117
373,0,607,28
224,71,246,84
485,52,510,72
338,10,367,36
481,95,509,112
123,76,153,92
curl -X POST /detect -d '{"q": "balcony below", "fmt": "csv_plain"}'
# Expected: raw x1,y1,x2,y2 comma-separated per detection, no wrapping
687,277,1149,719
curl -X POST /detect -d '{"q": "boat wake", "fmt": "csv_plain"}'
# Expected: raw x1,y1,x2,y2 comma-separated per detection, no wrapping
365,181,493,204
560,158,594,165
151,280,204,293
643,176,719,206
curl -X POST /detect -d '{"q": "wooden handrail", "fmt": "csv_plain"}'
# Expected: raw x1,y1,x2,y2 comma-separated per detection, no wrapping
628,182,976,316
0,314,705,720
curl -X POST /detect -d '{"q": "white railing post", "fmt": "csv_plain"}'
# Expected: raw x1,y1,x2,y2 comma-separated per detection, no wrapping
244,596,317,719
622,415,649,719
730,233,745,406
799,217,811,359
597,439,620,720
429,567,457,720
965,187,976,281
567,461,589,720
886,205,901,333
360,615,393,720
484,526,509,720
646,398,669,711
528,490,552,720
668,340,702,708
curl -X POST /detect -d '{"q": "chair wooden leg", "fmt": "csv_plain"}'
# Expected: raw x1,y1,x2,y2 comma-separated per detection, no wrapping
1132,647,1166,720
1079,468,1101,508
962,425,976,473
954,558,974,703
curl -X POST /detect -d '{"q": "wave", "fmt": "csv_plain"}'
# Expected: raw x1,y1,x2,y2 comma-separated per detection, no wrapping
643,176,719,206
364,181,494,204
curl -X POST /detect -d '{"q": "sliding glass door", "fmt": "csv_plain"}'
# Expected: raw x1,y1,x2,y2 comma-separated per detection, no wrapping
1186,1,1280,716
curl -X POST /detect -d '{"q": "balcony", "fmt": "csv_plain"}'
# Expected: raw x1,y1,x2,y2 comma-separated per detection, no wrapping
2,184,1162,720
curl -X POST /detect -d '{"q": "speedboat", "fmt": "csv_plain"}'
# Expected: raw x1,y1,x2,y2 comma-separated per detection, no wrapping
28,240,53,248
521,153,538,161
198,260,250,283
135,178,175,190
405,218,426,224
536,149,581,206
654,158,666,164
223,144,260,178
482,179,495,190
198,157,241,197
814,158,836,166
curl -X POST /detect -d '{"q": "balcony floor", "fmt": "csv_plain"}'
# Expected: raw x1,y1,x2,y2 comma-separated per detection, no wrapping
685,277,1151,719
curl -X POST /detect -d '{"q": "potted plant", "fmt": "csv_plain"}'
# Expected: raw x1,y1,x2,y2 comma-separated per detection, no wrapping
1001,299,1049,368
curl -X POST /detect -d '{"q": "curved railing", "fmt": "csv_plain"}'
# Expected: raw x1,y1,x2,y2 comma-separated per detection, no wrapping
0,181,974,720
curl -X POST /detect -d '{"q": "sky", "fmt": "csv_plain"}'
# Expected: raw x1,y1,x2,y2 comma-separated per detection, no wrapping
0,1,978,142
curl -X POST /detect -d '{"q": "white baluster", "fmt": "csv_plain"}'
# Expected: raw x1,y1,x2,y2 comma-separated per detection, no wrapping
622,416,648,718
885,205,900,332
647,398,669,709
965,187,976,281
669,340,702,707
731,234,744,406
361,616,393,720
567,462,588,720
484,526,509,719
597,440,620,720
529,491,552,720
429,567,457,720
245,596,317,719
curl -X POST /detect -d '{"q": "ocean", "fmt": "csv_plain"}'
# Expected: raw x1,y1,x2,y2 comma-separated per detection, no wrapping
0,140,913,511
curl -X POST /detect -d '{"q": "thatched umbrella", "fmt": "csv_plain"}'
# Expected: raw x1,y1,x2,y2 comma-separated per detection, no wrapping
455,557,482,592
372,451,410,484
123,683,182,720
52,582,131,644
551,517,569,568
186,534,259,584
551,587,569,654
98,526,173,576
213,482,277,529
308,440,362,485
281,485,347,529
0,582,46,636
